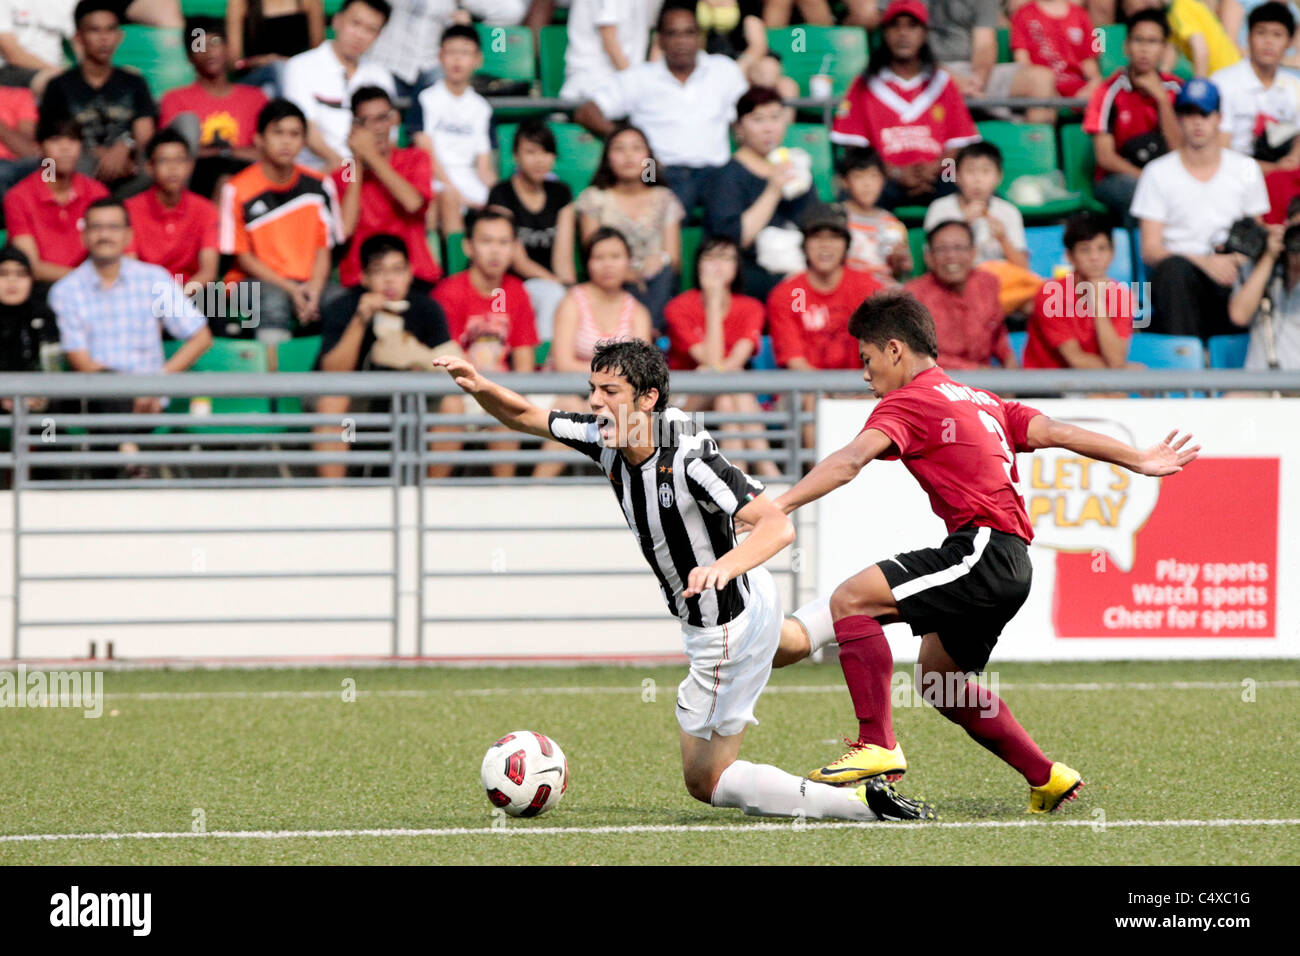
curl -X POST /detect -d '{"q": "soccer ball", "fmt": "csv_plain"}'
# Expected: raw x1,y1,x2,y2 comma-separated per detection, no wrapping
480,731,569,817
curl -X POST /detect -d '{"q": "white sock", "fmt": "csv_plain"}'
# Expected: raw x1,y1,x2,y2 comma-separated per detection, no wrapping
711,759,877,820
791,596,836,654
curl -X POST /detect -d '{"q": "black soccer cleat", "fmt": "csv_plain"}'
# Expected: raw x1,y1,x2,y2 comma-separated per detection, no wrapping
855,775,938,821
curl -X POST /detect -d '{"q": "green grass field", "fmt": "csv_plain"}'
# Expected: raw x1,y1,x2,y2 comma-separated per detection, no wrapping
2,659,1298,865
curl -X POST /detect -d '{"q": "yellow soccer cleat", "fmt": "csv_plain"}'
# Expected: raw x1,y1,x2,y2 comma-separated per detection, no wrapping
1028,762,1083,814
809,739,907,785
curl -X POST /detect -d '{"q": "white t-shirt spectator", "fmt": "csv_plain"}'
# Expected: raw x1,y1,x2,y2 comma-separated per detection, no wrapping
923,194,1027,265
418,78,493,207
368,0,457,86
1211,59,1300,156
560,0,658,102
590,51,748,168
1131,148,1270,256
0,0,75,69
282,41,396,170
459,0,528,24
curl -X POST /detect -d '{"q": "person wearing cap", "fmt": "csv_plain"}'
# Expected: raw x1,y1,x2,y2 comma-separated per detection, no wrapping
1132,77,1271,338
904,219,1015,370
767,204,883,449
920,0,1059,125
830,1,982,210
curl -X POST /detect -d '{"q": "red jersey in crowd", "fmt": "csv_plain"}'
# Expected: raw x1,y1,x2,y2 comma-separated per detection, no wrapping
768,268,883,370
1011,1,1096,97
159,83,268,149
1083,70,1182,181
433,271,539,372
663,290,765,370
330,146,440,287
0,86,37,160
904,271,1013,369
830,67,980,166
125,189,220,283
1023,275,1133,369
863,365,1042,542
2,171,110,269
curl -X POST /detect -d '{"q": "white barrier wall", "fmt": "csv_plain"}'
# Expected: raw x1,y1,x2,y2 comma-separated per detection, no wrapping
816,398,1297,661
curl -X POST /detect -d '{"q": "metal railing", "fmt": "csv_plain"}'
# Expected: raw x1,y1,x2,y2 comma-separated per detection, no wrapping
1,368,1294,660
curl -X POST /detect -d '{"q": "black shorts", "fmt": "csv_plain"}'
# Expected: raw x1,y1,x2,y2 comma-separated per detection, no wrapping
878,526,1032,674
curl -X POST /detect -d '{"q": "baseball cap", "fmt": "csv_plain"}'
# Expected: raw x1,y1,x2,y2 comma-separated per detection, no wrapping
800,203,851,242
880,0,929,27
1174,78,1221,115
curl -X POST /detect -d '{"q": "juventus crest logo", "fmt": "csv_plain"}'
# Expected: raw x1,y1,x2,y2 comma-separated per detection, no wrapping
658,482,674,509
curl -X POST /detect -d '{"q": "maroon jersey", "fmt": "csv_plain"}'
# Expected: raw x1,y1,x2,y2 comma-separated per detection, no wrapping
862,366,1043,542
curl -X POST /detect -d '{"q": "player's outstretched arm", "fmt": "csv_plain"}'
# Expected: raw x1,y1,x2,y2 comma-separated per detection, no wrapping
432,355,552,440
772,427,894,516
1025,417,1201,477
682,493,795,598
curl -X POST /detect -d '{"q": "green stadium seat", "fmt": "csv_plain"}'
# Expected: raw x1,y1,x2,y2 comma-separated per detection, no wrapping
997,26,1012,64
324,0,343,15
977,120,1084,218
907,226,927,277
445,232,469,274
540,24,567,99
498,122,603,197
679,226,702,291
274,336,323,418
1060,122,1107,213
784,123,835,201
1096,23,1127,76
180,0,225,16
112,26,195,101
166,338,276,434
766,26,868,99
894,204,929,224
476,24,536,85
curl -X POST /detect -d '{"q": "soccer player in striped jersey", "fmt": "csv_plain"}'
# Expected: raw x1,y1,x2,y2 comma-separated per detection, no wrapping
435,339,935,821
767,290,1199,813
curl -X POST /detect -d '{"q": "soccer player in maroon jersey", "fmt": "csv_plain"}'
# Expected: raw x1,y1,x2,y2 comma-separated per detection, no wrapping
766,289,1200,812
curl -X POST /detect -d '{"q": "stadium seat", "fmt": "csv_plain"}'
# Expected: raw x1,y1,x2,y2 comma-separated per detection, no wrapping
894,204,928,225
539,24,567,98
498,122,603,198
275,336,323,418
535,341,551,366
907,225,927,277
166,338,277,434
1109,227,1135,285
180,0,225,15
1026,224,1068,279
680,226,703,291
784,123,835,201
475,24,536,85
1096,23,1127,75
1207,332,1251,369
1007,330,1028,364
444,232,469,274
112,26,195,100
1059,123,1106,213
996,27,1012,63
1127,333,1205,369
766,26,868,100
977,121,1083,219
751,334,777,370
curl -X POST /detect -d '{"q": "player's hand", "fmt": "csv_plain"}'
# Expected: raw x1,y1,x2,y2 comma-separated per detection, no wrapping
1134,430,1201,476
682,560,739,598
433,354,485,393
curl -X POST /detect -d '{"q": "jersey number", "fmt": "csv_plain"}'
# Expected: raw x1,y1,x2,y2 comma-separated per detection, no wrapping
978,409,1014,482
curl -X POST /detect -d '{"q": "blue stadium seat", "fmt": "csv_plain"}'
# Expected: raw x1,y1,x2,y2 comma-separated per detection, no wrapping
1127,333,1204,370
1207,333,1250,369
1108,228,1134,285
1007,330,1028,364
1026,224,1067,279
751,335,778,371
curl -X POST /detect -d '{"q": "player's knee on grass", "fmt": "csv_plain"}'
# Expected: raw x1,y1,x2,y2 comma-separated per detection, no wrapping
682,764,724,803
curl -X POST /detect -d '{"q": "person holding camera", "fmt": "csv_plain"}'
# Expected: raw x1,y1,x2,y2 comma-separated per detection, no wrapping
1132,78,1271,339
1227,198,1300,368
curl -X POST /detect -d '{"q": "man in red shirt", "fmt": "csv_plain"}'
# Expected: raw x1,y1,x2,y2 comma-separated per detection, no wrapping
1011,0,1102,99
331,86,440,291
160,16,268,200
768,206,884,450
0,84,40,194
830,1,981,209
905,220,1016,369
125,129,219,290
3,115,109,282
1083,9,1183,224
765,288,1200,812
433,208,538,478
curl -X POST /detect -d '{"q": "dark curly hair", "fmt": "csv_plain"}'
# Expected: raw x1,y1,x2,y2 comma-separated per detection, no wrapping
590,339,670,413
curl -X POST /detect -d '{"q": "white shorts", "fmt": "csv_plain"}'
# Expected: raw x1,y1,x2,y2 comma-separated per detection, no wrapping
675,566,783,740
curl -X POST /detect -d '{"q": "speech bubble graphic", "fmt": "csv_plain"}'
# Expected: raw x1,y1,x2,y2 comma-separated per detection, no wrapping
1016,418,1160,572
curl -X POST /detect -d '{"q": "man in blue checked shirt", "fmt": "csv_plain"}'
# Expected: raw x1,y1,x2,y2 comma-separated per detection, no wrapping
50,197,212,476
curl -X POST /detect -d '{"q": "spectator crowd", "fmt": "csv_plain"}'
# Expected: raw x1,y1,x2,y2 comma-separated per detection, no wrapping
1,0,1297,477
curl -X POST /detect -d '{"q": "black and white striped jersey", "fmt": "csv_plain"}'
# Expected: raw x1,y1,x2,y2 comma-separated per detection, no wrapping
548,407,766,628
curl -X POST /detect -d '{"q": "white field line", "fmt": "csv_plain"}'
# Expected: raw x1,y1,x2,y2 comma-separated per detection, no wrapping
83,679,1300,702
2,818,1299,844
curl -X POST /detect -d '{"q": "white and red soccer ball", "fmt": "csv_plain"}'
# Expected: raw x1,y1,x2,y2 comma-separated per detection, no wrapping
480,731,569,817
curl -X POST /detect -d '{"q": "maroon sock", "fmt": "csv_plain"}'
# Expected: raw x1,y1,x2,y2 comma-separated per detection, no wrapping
932,679,1053,786
833,615,895,749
